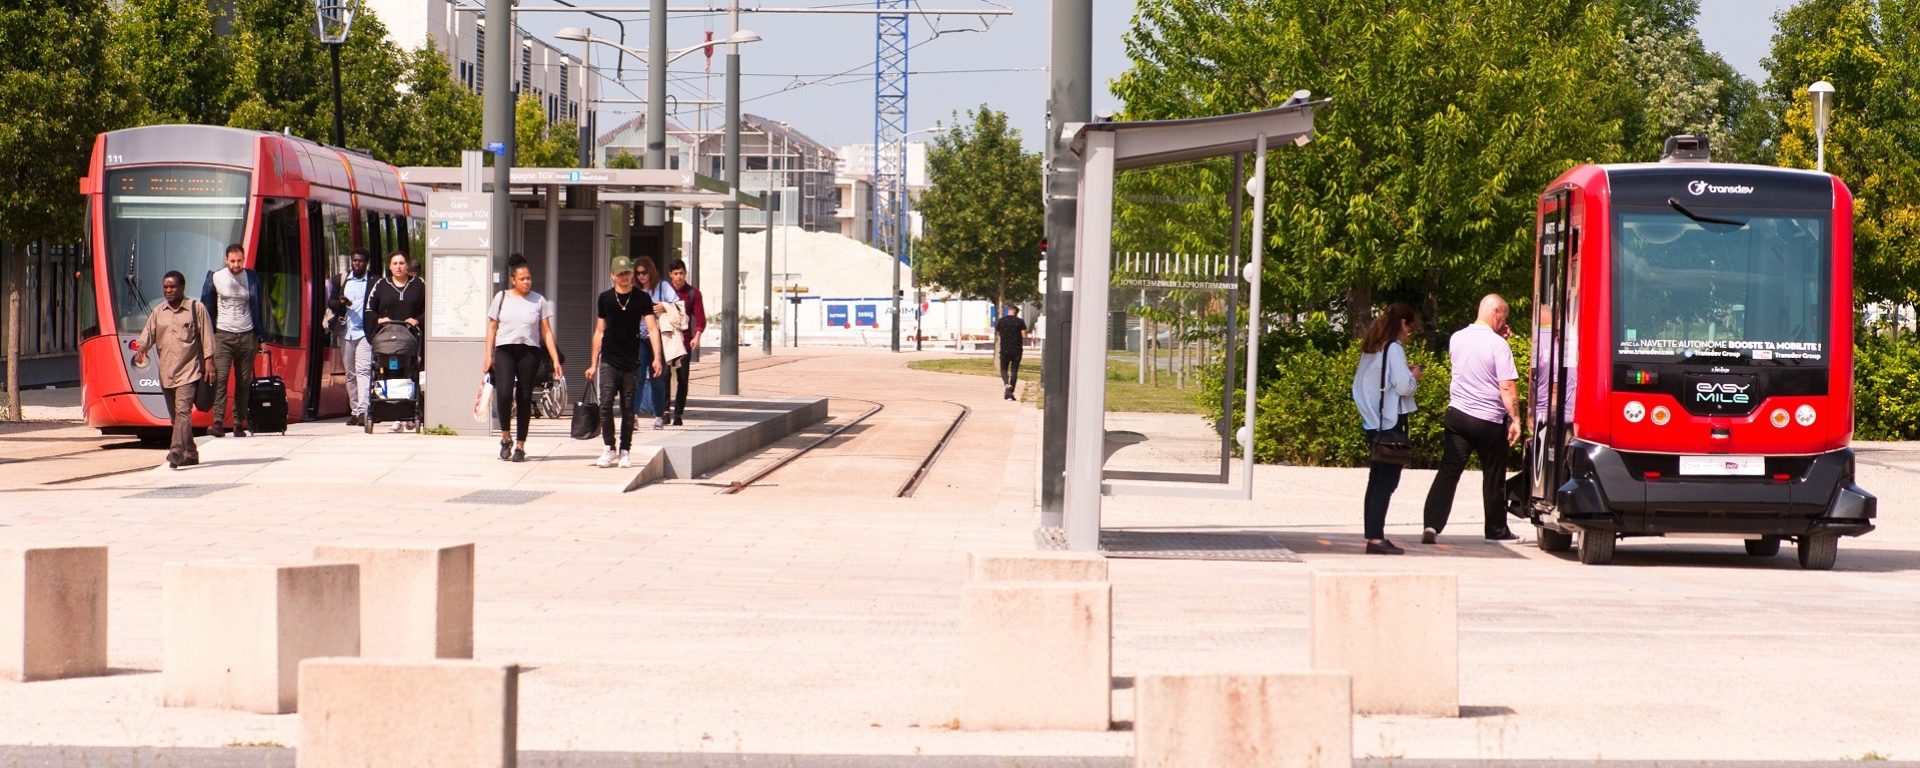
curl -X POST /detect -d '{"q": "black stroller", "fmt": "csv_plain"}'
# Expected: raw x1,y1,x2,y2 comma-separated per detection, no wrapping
365,322,422,433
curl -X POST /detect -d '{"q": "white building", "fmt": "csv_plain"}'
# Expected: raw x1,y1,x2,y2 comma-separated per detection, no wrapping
364,0,594,127
597,113,840,232
834,142,929,243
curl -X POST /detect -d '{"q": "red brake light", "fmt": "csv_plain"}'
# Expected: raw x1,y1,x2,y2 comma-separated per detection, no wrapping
1773,473,1791,483
1644,471,1661,481
128,340,139,351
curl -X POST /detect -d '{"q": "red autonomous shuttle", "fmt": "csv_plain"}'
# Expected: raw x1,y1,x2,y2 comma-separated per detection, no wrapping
75,125,425,440
1521,136,1875,570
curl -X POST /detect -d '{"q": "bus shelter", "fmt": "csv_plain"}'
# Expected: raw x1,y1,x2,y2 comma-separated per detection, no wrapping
1062,98,1326,551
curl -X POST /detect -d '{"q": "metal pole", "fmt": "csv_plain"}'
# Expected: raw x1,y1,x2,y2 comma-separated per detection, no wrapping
913,232,922,351
1040,0,1090,532
890,164,902,352
718,1,741,394
762,221,773,355
645,0,667,226
483,0,514,278
577,42,593,167
329,43,346,148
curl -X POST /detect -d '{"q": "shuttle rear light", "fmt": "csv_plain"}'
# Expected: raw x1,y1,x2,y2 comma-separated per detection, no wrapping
1650,406,1671,426
1796,405,1817,426
1770,409,1790,428
1623,400,1646,423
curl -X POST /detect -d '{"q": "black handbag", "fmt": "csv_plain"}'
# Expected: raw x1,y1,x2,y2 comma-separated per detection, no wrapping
190,301,216,413
570,376,601,440
1370,342,1414,465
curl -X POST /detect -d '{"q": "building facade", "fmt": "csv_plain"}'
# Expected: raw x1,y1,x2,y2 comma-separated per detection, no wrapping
365,0,594,127
834,142,928,243
597,113,840,232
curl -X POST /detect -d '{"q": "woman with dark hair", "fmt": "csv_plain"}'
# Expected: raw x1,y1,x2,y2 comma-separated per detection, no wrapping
1350,303,1422,555
483,254,564,462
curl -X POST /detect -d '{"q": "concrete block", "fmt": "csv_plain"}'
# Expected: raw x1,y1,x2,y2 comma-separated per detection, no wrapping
1309,571,1458,716
313,544,474,659
1133,672,1352,768
163,562,359,713
966,551,1108,582
0,547,109,681
961,581,1111,730
298,658,517,768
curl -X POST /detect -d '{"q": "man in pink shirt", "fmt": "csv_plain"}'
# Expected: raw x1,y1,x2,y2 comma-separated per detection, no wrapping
1422,294,1523,543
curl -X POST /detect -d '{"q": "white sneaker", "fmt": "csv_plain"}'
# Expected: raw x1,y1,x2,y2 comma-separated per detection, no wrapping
617,450,632,469
595,448,616,468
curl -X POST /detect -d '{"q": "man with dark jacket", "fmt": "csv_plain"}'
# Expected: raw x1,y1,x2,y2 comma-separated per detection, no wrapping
199,243,265,437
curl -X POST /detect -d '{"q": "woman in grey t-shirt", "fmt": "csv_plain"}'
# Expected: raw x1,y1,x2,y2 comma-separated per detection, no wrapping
482,254,564,462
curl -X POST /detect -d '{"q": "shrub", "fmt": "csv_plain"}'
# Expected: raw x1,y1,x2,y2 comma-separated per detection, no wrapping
1853,331,1920,440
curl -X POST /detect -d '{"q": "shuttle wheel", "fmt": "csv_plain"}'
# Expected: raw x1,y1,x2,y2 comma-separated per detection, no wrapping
1743,537,1781,557
1577,529,1616,565
1796,533,1838,571
1536,525,1573,553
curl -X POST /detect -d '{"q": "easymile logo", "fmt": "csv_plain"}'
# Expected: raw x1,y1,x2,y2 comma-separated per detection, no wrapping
1688,179,1755,196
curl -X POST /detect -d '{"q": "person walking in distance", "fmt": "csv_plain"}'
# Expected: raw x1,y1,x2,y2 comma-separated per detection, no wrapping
199,243,263,437
367,251,427,431
661,259,705,426
994,306,1029,401
328,249,375,427
1351,304,1421,555
133,271,215,469
483,254,564,462
1422,294,1524,543
586,256,663,469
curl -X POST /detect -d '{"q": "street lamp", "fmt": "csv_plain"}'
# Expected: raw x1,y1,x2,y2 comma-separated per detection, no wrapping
314,0,362,149
1809,80,1834,173
896,123,941,353
555,27,761,64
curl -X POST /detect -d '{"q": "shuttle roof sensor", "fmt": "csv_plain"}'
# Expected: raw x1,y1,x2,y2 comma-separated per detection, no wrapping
1661,135,1711,163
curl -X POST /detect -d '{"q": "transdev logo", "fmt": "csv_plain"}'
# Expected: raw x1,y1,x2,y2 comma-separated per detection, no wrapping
1688,179,1755,196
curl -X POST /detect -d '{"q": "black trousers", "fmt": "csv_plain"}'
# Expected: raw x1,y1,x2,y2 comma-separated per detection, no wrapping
598,363,640,450
1361,427,1403,541
999,348,1023,387
1421,407,1512,538
662,351,691,416
493,344,542,442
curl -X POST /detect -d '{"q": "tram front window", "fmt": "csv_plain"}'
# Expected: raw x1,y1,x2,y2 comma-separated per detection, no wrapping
1612,208,1830,365
104,167,250,332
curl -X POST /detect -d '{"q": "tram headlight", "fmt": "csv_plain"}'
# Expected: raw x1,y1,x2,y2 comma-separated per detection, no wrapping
1770,408,1791,428
1623,400,1646,423
1651,406,1672,426
1796,404,1817,427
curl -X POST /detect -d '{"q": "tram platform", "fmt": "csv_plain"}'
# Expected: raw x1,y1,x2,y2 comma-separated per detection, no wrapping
105,394,827,495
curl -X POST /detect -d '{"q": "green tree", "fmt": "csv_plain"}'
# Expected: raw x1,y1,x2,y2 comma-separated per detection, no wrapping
1,0,132,418
1114,0,1642,335
111,0,234,125
333,12,410,157
1764,0,1920,304
606,150,642,169
389,38,482,167
913,106,1044,311
513,94,581,167
225,0,413,158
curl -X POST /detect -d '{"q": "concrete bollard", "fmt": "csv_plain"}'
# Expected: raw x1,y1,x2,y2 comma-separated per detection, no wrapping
297,658,518,768
313,544,475,659
1133,672,1352,768
1308,570,1458,716
1,546,109,682
966,551,1109,582
163,562,359,714
961,581,1112,731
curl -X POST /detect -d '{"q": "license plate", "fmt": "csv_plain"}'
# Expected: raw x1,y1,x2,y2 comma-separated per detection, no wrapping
1678,455,1764,476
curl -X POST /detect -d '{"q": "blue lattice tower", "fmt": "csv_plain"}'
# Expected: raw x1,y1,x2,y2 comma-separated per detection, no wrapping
872,0,909,265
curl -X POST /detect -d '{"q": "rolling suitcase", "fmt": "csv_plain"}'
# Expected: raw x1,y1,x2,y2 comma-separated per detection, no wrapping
248,375,288,434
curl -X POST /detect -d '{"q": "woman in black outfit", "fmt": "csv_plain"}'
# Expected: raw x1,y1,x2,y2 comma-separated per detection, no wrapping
482,254,564,461
366,250,428,431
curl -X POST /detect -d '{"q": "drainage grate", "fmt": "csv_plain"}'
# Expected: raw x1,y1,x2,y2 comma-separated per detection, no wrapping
446,489,552,506
1099,530,1301,562
126,484,240,500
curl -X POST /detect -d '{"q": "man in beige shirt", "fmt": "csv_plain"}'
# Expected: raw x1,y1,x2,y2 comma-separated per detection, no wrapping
132,271,215,468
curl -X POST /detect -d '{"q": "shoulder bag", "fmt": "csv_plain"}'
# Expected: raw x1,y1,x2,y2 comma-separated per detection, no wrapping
1369,342,1414,465
190,300,216,413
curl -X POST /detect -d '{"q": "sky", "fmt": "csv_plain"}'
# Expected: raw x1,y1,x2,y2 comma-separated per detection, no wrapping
521,0,1796,154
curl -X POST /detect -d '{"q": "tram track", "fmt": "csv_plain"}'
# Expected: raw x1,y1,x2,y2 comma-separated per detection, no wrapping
718,398,969,499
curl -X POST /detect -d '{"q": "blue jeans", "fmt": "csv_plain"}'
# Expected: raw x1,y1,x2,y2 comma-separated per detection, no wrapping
1362,427,1404,541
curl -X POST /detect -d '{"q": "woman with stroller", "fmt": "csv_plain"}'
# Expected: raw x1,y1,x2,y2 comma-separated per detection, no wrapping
367,250,427,432
1351,303,1421,555
483,254,565,462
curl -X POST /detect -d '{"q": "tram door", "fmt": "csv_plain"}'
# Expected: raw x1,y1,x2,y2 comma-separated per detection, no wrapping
1529,190,1577,504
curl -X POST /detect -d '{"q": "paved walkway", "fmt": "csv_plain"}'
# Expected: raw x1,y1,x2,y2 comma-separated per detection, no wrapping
1,347,1917,763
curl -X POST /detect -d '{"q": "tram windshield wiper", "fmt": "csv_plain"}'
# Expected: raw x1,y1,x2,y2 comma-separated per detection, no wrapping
124,239,146,307
1668,197,1748,228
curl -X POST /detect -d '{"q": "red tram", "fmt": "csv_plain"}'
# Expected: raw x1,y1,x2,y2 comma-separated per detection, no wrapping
75,125,426,439
1521,136,1875,570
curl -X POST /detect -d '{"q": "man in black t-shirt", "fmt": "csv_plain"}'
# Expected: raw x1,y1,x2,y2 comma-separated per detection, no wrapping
586,256,663,468
993,306,1029,401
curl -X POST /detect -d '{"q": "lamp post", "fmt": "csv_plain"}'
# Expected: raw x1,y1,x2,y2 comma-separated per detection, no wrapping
314,0,361,148
1809,80,1834,173
892,123,941,353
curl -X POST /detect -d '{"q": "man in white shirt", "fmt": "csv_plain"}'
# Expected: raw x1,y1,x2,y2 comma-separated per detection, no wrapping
198,243,264,437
